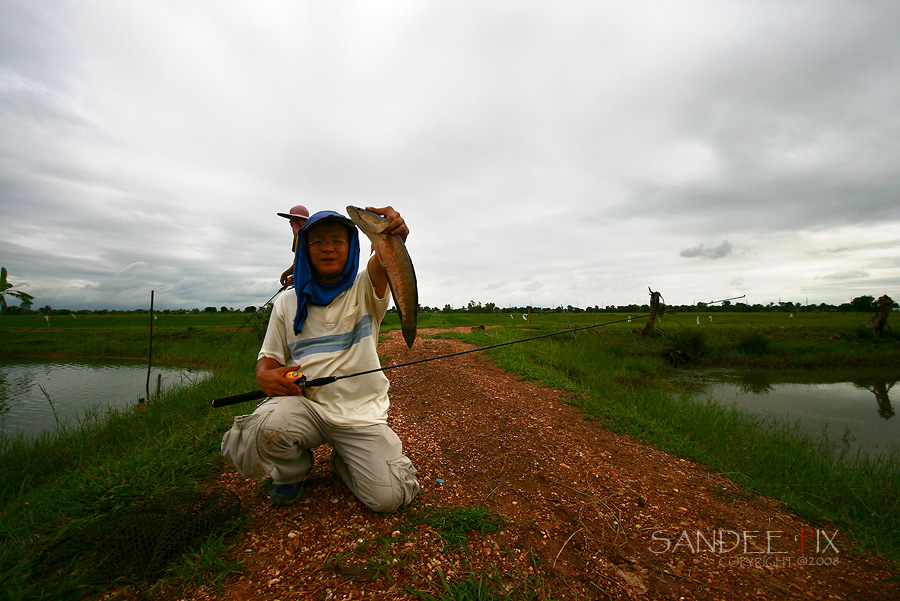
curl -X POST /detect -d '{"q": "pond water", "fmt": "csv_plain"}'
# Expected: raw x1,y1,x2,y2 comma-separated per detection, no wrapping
0,360,211,440
692,368,900,459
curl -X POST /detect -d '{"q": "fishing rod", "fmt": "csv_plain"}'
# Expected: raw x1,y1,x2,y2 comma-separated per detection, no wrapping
211,294,744,408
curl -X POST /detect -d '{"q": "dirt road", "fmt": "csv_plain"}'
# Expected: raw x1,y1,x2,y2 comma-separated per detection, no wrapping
173,328,898,600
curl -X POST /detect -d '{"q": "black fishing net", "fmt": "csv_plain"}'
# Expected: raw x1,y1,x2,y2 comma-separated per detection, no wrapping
33,488,241,587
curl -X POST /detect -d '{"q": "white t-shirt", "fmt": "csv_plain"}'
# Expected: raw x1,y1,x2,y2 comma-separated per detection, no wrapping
258,269,391,426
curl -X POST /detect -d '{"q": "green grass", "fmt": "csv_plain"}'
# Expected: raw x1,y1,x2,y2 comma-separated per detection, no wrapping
410,504,509,548
323,503,510,588
335,502,544,601
161,525,247,596
409,567,553,601
0,312,265,367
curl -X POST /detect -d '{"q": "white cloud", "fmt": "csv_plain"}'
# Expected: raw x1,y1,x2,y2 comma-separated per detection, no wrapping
821,270,871,281
680,241,734,260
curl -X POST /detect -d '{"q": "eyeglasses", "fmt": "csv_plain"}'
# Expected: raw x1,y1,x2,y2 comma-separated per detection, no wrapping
308,238,349,250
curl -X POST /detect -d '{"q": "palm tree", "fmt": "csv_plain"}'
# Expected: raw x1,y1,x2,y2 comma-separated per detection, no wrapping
0,267,35,313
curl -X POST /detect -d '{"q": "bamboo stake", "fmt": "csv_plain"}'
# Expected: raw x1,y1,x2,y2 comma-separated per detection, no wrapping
145,290,154,402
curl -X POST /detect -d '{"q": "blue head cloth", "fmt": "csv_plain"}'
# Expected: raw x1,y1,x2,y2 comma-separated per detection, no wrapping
292,210,360,334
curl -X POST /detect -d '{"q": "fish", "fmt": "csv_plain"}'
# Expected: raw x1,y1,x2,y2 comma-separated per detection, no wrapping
347,206,418,348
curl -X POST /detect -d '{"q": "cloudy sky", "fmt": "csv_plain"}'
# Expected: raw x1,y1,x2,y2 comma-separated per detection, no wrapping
2,1,898,312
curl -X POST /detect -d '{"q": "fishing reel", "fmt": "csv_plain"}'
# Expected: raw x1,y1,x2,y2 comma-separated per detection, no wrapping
280,369,339,393
210,368,303,408
284,369,307,388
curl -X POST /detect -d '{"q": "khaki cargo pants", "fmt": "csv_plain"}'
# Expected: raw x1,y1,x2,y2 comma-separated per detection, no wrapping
221,395,419,513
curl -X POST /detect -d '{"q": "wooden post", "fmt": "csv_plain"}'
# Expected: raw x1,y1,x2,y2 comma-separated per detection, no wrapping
642,288,662,336
562,307,577,342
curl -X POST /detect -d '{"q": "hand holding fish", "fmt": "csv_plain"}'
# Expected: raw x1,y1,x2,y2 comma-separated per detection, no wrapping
365,206,409,242
348,205,418,348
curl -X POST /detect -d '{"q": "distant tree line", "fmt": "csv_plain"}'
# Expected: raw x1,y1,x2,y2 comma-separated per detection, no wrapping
416,295,897,314
1,289,896,318
0,305,263,316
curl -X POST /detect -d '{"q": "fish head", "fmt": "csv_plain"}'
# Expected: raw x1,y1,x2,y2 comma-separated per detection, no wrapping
347,206,391,235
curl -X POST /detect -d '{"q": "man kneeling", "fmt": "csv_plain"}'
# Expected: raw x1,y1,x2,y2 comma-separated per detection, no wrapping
221,207,420,511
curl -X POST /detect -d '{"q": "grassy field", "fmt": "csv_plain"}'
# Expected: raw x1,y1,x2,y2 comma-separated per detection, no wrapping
1,309,899,599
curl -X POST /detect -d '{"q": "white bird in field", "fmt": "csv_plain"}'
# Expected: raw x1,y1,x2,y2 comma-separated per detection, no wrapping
697,316,700,325
522,314,527,320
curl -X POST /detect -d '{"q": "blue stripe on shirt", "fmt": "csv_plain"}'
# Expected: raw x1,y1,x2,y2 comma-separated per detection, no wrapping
288,314,375,361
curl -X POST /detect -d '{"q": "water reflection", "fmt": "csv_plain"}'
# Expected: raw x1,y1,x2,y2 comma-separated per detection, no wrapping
721,369,897,421
856,380,895,420
0,367,40,418
733,372,775,396
0,360,211,439
693,367,900,458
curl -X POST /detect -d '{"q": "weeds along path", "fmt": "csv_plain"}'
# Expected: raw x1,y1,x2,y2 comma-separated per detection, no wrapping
171,328,897,601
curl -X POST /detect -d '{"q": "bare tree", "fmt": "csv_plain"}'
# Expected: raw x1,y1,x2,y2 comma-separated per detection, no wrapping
873,294,894,337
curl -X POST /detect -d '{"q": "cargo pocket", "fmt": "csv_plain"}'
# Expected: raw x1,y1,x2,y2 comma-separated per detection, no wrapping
220,404,277,479
387,455,420,508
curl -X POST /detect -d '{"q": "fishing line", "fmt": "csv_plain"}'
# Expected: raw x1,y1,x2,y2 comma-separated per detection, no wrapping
212,294,744,407
199,286,288,365
302,295,745,387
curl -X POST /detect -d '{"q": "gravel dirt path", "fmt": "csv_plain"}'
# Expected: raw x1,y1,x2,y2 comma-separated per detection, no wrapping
167,328,898,601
